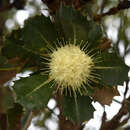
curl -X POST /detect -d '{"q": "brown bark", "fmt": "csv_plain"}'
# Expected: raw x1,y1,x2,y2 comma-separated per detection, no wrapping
0,113,7,130
0,86,7,130
0,70,17,86
14,114,23,130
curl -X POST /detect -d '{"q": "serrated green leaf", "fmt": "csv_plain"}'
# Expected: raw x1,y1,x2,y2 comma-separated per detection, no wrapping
2,15,58,58
2,36,28,59
2,34,43,68
2,15,58,68
62,95,95,123
55,6,102,48
97,52,129,86
22,15,58,52
13,74,54,109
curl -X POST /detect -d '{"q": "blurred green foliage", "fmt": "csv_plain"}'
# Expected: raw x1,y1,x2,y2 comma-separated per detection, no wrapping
0,0,129,130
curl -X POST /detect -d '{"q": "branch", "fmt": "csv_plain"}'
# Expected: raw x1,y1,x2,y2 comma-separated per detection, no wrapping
0,0,25,12
0,114,7,130
100,102,129,130
100,80,130,130
124,126,130,130
124,80,129,99
0,58,29,86
0,87,7,130
23,111,33,130
94,0,130,21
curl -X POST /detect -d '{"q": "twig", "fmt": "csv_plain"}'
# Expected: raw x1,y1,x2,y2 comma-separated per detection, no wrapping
100,102,129,130
100,0,108,14
124,126,130,130
94,0,130,21
124,80,129,99
22,111,33,130
47,106,57,116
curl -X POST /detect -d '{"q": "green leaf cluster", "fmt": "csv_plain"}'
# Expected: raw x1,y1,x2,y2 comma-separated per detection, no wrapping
1,6,129,124
13,74,54,109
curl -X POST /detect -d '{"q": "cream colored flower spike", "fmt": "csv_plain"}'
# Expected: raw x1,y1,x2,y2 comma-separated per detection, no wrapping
49,44,95,94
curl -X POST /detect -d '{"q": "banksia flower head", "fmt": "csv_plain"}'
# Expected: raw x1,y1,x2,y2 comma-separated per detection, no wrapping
43,41,100,96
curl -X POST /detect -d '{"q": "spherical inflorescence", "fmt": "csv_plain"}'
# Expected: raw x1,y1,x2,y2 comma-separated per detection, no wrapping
48,44,96,95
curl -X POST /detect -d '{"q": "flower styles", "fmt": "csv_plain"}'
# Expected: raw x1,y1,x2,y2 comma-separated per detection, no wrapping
44,41,100,96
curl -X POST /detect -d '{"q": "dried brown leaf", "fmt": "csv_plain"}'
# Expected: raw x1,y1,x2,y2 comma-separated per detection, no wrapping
93,86,120,105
